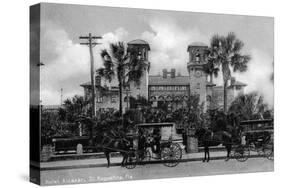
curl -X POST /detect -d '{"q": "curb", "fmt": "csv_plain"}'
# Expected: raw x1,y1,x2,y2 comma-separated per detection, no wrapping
36,154,263,171
48,147,226,162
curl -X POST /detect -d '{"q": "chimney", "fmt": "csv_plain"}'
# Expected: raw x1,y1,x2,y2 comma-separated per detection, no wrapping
163,69,167,78
171,69,176,78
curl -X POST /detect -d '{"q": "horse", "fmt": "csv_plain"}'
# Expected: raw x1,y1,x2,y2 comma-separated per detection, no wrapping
195,128,233,162
98,132,131,168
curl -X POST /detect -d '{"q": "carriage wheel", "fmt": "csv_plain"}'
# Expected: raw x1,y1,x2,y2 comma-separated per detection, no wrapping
263,144,274,161
125,153,137,169
256,146,264,155
267,151,274,161
143,149,151,163
234,145,250,162
161,143,182,167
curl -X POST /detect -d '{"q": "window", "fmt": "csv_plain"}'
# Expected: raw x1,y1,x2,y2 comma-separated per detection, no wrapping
196,83,200,89
159,86,164,90
97,96,103,103
124,84,130,90
142,48,146,59
175,86,179,90
111,95,117,103
180,86,186,90
150,86,155,91
195,53,200,62
206,95,212,102
124,96,129,102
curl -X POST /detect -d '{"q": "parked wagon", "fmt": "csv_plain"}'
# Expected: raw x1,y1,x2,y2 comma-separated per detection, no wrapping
229,119,273,162
124,122,182,169
240,119,274,161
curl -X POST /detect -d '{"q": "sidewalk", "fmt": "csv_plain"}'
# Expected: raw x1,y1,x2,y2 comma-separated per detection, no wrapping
36,150,261,171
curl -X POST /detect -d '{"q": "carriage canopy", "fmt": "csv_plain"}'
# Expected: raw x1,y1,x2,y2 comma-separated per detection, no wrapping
136,122,175,128
240,119,273,132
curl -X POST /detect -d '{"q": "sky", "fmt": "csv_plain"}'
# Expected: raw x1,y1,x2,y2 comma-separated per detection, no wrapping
39,3,274,107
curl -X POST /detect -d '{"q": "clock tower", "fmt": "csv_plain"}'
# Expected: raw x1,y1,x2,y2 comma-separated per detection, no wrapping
187,42,208,108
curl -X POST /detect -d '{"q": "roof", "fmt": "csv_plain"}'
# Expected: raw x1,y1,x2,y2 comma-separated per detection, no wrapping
149,75,214,86
80,82,119,91
230,80,247,86
42,105,61,110
149,76,190,86
240,119,273,125
189,42,208,46
81,76,215,87
137,122,175,128
127,39,150,50
80,81,92,87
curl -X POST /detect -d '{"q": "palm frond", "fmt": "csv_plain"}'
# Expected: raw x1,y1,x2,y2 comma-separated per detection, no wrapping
97,66,115,82
231,54,251,72
225,32,236,53
110,42,126,63
210,34,221,49
232,39,244,53
101,49,110,59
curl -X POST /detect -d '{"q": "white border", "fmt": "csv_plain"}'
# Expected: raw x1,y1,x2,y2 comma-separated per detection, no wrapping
0,0,279,188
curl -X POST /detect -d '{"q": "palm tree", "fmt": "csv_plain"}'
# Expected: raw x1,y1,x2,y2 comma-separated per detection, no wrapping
97,42,149,115
228,92,269,120
209,32,251,112
203,57,220,84
62,95,88,122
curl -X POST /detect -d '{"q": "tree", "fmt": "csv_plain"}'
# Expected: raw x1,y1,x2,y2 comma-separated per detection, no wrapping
203,52,220,84
60,95,88,122
208,32,251,112
97,42,149,115
228,92,272,120
171,95,204,129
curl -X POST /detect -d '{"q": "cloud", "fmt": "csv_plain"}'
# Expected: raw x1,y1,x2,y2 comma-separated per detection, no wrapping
142,19,273,107
212,49,274,107
40,19,273,108
233,49,274,107
40,22,129,105
93,27,129,70
141,19,209,75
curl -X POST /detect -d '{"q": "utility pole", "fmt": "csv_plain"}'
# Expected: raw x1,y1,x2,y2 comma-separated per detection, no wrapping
79,33,102,118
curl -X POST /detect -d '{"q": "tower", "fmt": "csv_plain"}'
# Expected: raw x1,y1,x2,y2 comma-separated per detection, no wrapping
187,42,208,108
127,39,150,100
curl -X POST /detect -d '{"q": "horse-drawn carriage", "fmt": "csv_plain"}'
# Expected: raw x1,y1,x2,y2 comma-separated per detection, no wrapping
123,122,182,169
195,118,274,163
221,118,274,162
238,119,274,161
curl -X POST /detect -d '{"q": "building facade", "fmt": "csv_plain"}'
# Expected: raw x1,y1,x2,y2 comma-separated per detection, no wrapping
80,40,246,113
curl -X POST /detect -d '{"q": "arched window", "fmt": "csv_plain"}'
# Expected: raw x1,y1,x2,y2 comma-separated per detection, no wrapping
195,53,200,62
142,48,146,60
166,95,172,101
149,96,157,101
158,95,165,101
124,96,129,102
